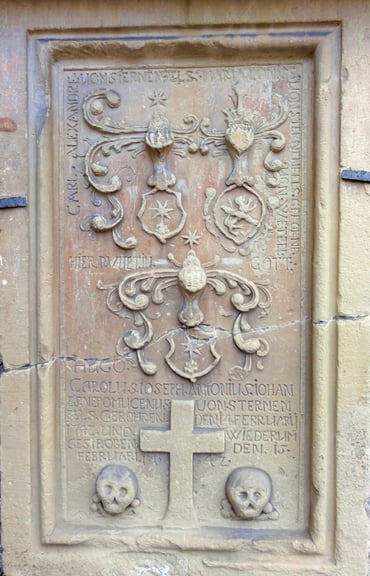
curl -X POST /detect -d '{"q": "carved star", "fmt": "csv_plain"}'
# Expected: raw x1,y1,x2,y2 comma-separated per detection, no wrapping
149,90,168,107
150,199,173,220
182,229,201,249
182,336,203,356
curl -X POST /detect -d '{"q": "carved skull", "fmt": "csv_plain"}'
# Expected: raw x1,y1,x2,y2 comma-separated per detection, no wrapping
96,465,138,515
226,467,273,519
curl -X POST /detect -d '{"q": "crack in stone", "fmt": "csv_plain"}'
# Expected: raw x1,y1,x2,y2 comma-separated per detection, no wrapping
0,355,134,376
313,312,369,325
0,312,368,375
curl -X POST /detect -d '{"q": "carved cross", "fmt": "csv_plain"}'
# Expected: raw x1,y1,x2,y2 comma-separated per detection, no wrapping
140,399,225,529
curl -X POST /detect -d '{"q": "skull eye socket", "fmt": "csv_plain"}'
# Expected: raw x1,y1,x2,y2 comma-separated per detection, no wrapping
120,487,128,498
104,484,113,496
253,491,261,501
239,491,249,502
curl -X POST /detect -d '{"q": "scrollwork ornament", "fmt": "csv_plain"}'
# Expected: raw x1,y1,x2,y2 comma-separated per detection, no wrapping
202,84,288,253
80,195,138,250
82,84,287,253
83,89,201,248
99,249,272,382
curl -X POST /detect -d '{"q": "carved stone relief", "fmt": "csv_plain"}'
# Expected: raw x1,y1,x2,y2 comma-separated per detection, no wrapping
140,399,225,528
92,465,140,516
82,83,287,255
80,83,285,383
98,248,272,382
58,60,309,539
82,89,200,246
223,466,279,520
1,9,365,576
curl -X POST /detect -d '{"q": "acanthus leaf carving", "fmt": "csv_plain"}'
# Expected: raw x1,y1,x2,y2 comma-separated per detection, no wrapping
98,248,272,382
201,84,288,253
83,89,203,247
82,84,288,253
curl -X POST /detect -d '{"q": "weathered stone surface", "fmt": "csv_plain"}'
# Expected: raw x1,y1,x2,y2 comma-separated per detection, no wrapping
0,2,369,576
50,56,308,539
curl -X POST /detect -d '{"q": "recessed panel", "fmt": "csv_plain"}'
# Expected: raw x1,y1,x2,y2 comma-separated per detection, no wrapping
54,55,311,542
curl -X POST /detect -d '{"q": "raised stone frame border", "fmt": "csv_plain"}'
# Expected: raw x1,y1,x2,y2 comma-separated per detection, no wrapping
6,22,340,574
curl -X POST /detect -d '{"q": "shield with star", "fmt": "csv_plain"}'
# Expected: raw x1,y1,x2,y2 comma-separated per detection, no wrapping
138,188,187,244
165,326,220,383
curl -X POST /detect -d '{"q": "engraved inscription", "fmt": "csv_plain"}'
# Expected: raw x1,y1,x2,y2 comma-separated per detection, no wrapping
67,66,295,87
65,373,298,463
68,254,152,271
59,61,309,534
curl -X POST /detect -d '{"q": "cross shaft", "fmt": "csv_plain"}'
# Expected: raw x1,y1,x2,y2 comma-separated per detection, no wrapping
140,399,225,528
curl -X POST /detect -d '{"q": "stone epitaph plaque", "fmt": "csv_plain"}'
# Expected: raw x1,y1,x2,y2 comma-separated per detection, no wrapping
54,57,311,538
0,3,368,572
7,23,355,576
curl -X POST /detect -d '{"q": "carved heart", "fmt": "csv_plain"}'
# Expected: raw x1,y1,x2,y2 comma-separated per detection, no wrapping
225,125,254,154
